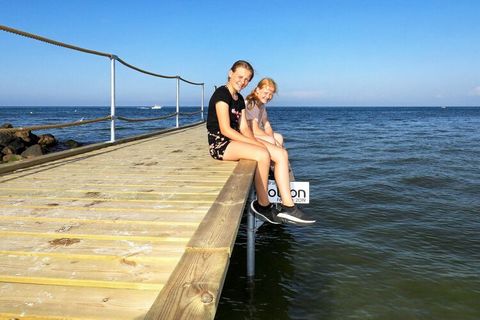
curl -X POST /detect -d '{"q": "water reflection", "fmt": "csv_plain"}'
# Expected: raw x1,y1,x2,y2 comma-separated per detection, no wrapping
216,219,295,320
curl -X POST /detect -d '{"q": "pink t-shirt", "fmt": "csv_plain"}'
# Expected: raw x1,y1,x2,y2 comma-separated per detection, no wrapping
245,100,268,130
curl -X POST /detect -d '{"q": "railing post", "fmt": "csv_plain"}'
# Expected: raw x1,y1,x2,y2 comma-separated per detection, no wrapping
247,188,256,281
176,77,180,128
110,55,117,142
201,84,205,121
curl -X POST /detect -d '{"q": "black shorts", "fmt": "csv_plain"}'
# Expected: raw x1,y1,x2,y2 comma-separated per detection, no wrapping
207,130,230,160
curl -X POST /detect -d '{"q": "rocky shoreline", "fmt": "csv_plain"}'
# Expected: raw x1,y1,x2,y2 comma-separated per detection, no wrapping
0,123,81,164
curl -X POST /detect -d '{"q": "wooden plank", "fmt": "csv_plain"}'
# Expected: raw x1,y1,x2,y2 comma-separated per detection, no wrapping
144,249,230,320
0,215,200,226
2,166,234,175
0,250,179,264
0,235,187,258
0,205,208,223
0,194,218,203
0,283,157,320
0,231,188,243
0,181,228,191
0,275,162,291
0,186,223,197
17,168,234,175
0,218,198,238
0,179,230,189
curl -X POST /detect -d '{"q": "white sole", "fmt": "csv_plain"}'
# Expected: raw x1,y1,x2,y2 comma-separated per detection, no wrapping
277,213,315,224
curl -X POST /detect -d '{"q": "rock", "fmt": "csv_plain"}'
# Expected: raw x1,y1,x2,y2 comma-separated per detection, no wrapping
1,123,13,129
0,128,83,162
0,132,15,146
2,146,14,155
15,130,39,145
65,139,81,149
6,137,26,154
21,144,43,158
2,154,24,163
38,134,57,147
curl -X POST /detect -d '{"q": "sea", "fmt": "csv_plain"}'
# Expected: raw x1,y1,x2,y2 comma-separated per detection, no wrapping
1,106,479,319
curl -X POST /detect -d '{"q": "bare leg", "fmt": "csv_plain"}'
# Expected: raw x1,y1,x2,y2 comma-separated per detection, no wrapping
223,141,271,206
255,135,276,145
259,141,294,207
273,132,284,147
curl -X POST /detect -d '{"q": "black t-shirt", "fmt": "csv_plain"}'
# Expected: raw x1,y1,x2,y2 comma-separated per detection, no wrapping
207,86,246,133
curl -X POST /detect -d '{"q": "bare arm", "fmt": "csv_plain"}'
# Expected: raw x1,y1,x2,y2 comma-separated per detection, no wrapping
251,118,269,137
217,102,264,147
240,110,255,139
263,120,275,137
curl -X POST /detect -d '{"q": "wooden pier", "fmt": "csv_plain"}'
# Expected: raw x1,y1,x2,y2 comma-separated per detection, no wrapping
0,123,256,319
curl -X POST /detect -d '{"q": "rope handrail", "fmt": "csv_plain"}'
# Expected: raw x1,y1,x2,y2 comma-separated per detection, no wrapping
0,116,111,132
115,57,177,80
178,76,204,86
0,24,203,85
116,58,203,85
1,24,205,141
0,111,202,132
117,112,177,123
178,110,204,116
0,25,112,58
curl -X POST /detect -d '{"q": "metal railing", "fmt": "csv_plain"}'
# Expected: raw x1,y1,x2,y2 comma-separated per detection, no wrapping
0,24,205,142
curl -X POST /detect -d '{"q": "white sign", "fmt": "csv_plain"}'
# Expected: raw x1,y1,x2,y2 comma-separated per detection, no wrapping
268,180,310,204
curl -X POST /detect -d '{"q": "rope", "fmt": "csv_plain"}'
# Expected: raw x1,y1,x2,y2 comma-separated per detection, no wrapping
116,57,178,80
1,24,204,85
178,110,203,116
0,116,111,132
116,58,204,85
0,24,112,58
116,112,177,123
0,24,205,133
178,77,204,86
0,111,202,132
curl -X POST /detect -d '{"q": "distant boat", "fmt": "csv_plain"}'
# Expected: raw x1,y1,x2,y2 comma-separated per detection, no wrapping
151,105,162,110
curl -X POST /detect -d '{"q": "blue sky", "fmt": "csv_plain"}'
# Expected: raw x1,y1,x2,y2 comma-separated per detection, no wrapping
1,0,479,106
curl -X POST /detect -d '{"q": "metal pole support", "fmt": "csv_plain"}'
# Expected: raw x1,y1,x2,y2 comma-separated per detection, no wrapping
201,84,205,121
109,55,117,142
246,188,256,280
176,77,180,128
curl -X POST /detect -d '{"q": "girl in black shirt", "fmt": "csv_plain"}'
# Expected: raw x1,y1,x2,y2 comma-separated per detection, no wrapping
206,60,315,225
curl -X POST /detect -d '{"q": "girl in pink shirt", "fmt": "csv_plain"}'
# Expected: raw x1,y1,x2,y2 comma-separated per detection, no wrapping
245,78,284,147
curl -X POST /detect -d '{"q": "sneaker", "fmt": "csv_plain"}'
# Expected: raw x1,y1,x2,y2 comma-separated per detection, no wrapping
277,205,316,225
250,200,280,224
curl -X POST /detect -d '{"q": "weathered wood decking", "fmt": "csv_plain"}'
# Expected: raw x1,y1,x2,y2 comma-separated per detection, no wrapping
0,123,256,319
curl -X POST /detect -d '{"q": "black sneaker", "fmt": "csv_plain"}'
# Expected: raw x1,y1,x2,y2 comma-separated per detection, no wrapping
277,205,316,225
250,200,280,224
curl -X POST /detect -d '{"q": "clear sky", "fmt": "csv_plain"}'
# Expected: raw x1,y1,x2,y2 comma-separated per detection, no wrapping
1,0,479,107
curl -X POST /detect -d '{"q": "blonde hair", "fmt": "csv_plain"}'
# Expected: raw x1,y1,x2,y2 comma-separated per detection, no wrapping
246,78,277,110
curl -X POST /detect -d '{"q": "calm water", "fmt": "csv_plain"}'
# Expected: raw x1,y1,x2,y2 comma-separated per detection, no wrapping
217,107,480,320
2,106,479,319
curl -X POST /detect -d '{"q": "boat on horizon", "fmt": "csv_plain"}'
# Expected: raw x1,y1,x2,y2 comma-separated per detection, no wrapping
151,105,162,110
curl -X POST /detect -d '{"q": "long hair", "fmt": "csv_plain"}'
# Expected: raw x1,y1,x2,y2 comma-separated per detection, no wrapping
245,78,277,110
